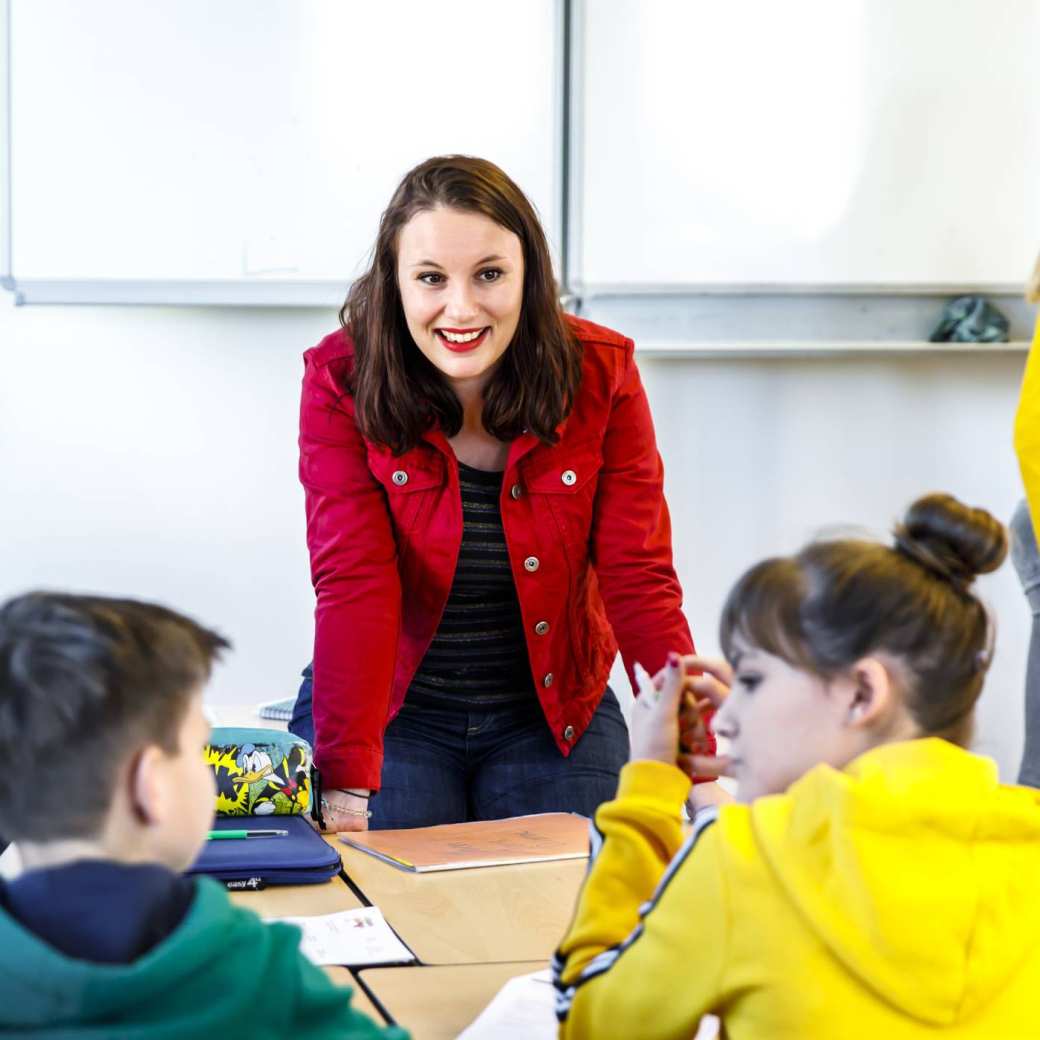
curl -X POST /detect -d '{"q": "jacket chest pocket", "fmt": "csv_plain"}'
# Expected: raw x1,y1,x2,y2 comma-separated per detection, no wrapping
523,443,604,551
368,452,444,538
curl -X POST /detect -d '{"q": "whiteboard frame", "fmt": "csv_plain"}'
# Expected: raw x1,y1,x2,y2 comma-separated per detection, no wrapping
633,340,1031,360
1,0,568,307
578,282,1026,298
553,0,569,289
556,0,584,314
3,279,349,307
560,0,581,296
0,0,11,291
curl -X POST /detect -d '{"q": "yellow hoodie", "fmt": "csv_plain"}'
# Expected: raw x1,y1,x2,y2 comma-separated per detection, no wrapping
554,739,1040,1039
1014,316,1040,527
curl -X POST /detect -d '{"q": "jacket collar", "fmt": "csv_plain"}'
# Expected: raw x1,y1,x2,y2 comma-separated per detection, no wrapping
420,415,570,473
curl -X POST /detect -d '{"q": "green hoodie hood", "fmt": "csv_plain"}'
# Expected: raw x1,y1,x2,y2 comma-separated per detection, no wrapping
748,738,1040,1027
0,876,407,1039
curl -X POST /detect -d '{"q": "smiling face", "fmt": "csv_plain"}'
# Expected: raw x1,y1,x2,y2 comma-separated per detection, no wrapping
712,642,872,803
396,206,525,394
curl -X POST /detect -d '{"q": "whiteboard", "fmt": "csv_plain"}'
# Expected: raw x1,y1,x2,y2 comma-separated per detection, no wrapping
577,0,1040,289
5,0,559,303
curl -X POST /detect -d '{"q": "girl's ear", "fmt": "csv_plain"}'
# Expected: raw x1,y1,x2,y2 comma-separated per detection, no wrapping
845,657,896,730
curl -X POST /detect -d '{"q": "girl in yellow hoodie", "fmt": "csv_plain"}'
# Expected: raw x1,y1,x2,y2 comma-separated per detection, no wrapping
1012,257,1040,785
1013,252,1040,528
554,493,1040,1039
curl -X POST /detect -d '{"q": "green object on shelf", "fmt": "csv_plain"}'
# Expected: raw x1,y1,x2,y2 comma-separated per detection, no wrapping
929,295,1010,343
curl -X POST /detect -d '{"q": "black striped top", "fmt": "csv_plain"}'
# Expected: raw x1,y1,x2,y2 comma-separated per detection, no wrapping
407,462,536,708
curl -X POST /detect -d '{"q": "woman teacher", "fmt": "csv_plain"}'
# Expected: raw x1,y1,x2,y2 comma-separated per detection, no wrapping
290,155,709,830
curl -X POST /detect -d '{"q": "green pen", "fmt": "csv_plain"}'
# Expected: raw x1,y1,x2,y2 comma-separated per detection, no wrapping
207,829,289,840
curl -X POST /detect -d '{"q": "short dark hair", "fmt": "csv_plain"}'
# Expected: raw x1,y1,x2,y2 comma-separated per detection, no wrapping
719,493,1007,746
341,154,583,456
0,592,229,841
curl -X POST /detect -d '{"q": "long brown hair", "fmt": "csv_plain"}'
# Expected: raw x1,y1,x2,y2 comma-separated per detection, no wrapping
341,155,582,455
719,493,1007,747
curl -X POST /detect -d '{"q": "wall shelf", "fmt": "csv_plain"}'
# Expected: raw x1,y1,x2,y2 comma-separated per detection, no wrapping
635,340,1031,360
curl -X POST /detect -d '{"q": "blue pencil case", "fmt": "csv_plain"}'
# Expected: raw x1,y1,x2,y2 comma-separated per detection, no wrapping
186,815,341,888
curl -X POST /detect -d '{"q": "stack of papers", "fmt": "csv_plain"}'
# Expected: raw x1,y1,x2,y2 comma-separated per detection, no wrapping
269,906,415,967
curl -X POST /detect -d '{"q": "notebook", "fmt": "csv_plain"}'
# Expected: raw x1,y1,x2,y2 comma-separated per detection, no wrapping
187,815,341,887
340,812,590,873
458,970,720,1040
268,907,415,967
257,696,296,721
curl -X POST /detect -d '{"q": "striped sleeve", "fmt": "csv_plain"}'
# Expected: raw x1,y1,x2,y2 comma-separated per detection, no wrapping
553,763,729,1039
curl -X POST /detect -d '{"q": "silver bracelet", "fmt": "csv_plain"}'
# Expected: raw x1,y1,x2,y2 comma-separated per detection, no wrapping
321,796,373,819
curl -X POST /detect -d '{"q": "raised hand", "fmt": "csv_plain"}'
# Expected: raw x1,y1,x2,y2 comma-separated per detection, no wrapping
630,652,688,768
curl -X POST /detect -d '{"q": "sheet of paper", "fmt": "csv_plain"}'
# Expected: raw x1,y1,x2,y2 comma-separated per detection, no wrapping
695,1016,721,1039
0,842,22,882
456,969,557,1039
457,969,721,1040
268,906,415,967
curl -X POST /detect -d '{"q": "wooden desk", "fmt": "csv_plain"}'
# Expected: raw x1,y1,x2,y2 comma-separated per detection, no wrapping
326,966,379,1016
211,704,588,1030
331,839,587,965
356,962,547,1040
228,873,362,917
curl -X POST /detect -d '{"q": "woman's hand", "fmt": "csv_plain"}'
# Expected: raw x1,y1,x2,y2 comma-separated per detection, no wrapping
316,788,372,833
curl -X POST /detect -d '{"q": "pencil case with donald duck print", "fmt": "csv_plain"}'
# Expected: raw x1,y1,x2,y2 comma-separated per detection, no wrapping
204,727,313,816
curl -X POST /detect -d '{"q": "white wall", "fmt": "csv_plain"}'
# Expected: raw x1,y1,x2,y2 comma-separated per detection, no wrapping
0,295,331,706
0,293,1031,777
635,350,1031,779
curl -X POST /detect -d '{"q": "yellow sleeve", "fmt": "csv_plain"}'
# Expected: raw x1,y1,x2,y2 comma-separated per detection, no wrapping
1014,316,1040,528
553,761,730,1040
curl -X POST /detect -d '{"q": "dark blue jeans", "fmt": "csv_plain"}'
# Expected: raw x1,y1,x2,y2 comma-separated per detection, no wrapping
289,664,629,829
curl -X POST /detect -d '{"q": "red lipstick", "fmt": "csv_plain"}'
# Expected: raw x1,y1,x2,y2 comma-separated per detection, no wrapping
435,327,490,353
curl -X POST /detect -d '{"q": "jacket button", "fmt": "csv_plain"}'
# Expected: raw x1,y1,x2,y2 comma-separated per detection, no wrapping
510,483,522,500
561,469,577,486
391,470,408,486
524,556,540,572
563,725,575,741
543,672,554,688
534,620,550,636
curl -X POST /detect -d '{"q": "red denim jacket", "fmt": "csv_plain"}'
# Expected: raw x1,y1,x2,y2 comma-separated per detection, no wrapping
300,315,703,791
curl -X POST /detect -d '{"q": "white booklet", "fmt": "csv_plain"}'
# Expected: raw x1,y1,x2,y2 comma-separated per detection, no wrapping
269,906,415,967
457,969,557,1039
457,969,721,1040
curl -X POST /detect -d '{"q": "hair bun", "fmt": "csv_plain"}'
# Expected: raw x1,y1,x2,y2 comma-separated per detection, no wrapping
893,493,1007,590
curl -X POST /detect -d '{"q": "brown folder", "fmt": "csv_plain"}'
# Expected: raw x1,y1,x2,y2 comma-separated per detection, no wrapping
340,812,590,873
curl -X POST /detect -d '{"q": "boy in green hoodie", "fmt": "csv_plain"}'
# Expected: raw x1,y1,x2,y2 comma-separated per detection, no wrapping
0,591,407,1039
